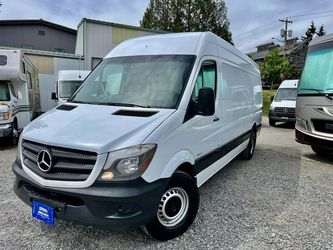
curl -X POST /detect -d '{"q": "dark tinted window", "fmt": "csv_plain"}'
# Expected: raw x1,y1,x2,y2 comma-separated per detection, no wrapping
0,55,7,66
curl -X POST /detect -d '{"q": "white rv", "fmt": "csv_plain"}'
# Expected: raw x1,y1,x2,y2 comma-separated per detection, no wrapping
0,49,40,144
52,70,90,105
13,33,262,240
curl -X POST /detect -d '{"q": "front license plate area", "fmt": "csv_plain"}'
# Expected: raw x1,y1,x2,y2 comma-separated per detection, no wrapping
32,200,54,225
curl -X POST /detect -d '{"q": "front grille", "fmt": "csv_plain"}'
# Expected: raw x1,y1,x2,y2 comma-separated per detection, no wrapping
274,107,295,118
22,140,97,181
312,119,333,134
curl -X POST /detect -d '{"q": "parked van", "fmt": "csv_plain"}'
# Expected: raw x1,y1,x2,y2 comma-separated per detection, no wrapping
0,49,40,144
52,70,90,105
13,32,262,240
296,34,333,155
269,79,299,126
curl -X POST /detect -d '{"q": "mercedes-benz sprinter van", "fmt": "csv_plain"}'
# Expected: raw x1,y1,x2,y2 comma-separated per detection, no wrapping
269,80,298,126
296,34,333,155
13,32,262,241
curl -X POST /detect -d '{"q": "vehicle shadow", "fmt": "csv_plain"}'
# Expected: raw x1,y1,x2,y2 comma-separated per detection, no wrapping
273,122,295,129
303,152,333,165
0,138,16,151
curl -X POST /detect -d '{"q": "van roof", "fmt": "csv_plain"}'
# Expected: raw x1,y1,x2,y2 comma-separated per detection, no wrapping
309,33,333,47
105,32,257,70
58,70,90,81
279,79,299,88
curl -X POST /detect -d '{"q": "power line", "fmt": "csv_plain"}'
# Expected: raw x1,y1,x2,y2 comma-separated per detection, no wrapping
289,10,333,19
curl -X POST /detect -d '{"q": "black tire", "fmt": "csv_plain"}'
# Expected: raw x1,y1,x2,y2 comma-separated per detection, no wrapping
142,172,199,241
311,146,332,156
240,128,257,160
6,122,18,146
269,120,276,127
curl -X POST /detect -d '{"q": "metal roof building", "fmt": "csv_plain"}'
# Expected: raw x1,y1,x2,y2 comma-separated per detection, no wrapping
75,18,165,70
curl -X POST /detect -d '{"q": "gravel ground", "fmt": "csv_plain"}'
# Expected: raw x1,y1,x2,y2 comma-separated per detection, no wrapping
0,119,332,249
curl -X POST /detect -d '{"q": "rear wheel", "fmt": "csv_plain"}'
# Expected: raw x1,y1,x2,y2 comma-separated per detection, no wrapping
311,146,332,156
142,172,199,241
241,127,257,160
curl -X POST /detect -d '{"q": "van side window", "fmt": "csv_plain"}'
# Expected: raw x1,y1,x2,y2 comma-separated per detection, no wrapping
192,61,216,101
184,61,217,122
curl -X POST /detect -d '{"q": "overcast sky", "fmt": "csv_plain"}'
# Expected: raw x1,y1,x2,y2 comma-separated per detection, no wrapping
1,0,333,53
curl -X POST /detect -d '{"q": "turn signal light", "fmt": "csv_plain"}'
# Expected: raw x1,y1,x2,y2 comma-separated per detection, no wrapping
3,112,10,120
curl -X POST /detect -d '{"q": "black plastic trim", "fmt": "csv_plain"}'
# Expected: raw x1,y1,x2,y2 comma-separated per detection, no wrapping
12,162,169,230
195,129,252,174
113,110,158,117
56,105,78,111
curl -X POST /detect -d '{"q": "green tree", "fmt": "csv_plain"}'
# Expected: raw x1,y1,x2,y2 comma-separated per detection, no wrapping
140,0,233,43
260,48,289,85
302,21,316,45
316,24,326,37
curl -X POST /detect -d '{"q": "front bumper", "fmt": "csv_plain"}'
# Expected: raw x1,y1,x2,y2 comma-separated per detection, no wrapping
13,161,168,230
0,122,13,137
295,128,333,151
269,110,296,123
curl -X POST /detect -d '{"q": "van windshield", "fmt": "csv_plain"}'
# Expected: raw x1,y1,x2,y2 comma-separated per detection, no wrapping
59,81,82,99
275,88,298,101
0,82,10,101
69,55,195,108
299,45,333,95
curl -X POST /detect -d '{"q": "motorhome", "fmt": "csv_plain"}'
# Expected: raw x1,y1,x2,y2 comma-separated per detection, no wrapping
0,49,40,144
52,70,90,105
269,79,299,126
13,32,262,240
296,34,333,156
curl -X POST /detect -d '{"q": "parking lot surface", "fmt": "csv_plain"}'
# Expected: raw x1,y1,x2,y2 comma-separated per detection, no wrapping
0,118,332,249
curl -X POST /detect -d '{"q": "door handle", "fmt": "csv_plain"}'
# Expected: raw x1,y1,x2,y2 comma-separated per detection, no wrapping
213,117,220,122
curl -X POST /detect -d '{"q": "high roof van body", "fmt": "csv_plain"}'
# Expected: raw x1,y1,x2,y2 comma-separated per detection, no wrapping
13,32,262,240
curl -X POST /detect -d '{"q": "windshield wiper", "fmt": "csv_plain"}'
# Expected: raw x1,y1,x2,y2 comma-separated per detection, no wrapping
300,88,333,101
103,102,151,108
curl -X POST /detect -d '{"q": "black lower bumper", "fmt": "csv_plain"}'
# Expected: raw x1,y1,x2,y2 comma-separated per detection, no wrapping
13,161,169,230
0,122,13,138
295,129,333,151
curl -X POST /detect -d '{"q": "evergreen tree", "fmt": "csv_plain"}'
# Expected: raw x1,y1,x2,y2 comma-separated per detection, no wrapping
140,0,233,43
316,25,326,37
302,21,317,44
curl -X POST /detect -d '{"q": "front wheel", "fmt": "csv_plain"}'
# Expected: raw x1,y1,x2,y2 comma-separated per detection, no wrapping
311,146,332,156
142,172,199,241
269,119,276,127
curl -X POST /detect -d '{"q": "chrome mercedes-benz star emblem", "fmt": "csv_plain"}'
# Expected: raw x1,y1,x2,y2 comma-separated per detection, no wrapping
283,108,288,113
37,149,52,172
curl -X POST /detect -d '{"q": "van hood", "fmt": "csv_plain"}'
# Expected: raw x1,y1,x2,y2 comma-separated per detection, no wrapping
22,103,175,154
271,100,296,109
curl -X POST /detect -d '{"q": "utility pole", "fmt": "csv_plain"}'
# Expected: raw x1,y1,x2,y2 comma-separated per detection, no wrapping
279,18,293,58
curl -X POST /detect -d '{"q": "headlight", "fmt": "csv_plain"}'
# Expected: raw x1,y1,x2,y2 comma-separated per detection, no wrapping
296,117,308,131
3,112,11,120
98,144,157,182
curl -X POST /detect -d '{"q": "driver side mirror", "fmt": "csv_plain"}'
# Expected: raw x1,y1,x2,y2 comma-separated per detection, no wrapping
270,96,274,102
198,87,215,116
51,92,58,100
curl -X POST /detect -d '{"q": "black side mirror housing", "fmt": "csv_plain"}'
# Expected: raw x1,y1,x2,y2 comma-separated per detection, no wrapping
270,96,274,102
51,92,57,100
198,87,215,116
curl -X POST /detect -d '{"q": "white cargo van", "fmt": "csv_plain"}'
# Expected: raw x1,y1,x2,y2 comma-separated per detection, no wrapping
0,49,40,144
13,32,262,240
269,79,299,126
52,70,90,105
